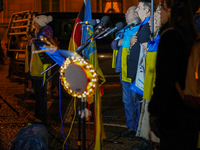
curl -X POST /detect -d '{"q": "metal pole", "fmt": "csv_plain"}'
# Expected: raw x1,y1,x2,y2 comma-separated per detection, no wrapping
151,0,154,41
81,97,86,150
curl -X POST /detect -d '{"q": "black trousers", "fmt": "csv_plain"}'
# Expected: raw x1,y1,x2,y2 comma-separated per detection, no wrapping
32,78,47,126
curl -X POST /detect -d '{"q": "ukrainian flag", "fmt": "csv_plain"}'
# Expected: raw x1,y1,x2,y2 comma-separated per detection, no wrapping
80,0,106,149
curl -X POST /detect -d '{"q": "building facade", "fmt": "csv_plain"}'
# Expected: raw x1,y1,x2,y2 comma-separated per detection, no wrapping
0,0,161,50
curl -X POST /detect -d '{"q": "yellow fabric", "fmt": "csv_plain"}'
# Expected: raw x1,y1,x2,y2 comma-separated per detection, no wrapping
94,83,106,150
121,48,132,83
143,52,157,100
68,38,78,51
42,64,49,85
89,50,106,86
30,44,49,78
25,45,30,73
112,50,118,68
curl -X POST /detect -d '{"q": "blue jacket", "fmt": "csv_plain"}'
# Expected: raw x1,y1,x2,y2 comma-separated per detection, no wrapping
111,24,140,82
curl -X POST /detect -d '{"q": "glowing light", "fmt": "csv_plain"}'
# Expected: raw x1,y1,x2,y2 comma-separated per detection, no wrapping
104,2,121,13
60,56,98,98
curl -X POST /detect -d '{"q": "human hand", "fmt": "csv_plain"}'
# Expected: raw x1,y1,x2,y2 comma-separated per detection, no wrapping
119,39,123,46
141,42,147,54
130,32,137,48
28,38,37,45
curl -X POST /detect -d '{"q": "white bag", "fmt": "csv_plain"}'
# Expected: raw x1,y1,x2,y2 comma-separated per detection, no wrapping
135,44,146,91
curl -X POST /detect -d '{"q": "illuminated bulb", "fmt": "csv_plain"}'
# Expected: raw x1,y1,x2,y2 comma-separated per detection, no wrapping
93,73,97,77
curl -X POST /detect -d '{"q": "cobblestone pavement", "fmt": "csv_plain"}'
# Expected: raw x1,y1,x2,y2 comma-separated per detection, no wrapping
0,64,139,150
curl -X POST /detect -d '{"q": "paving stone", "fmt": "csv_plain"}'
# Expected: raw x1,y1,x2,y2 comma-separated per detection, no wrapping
0,64,138,150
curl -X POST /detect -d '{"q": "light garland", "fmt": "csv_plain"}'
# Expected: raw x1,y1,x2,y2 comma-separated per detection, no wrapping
60,56,98,98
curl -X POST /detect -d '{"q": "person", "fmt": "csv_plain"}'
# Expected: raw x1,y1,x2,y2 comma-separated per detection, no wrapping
190,0,200,33
25,15,55,126
111,6,141,138
128,0,153,83
148,0,200,149
131,4,162,150
127,0,155,140
6,36,16,78
0,39,4,65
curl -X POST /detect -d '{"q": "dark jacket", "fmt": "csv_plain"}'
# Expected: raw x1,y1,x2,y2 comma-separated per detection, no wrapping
148,23,199,134
127,20,151,82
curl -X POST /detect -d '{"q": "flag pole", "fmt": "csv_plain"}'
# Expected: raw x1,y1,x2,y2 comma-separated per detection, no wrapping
151,0,154,41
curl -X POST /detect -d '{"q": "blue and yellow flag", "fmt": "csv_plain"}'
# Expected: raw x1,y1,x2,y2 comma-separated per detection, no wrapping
82,0,106,86
81,1,106,149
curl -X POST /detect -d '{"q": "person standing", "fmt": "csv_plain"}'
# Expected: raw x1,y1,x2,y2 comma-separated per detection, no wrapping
6,36,16,78
26,15,55,126
128,0,153,84
148,0,200,149
111,6,141,138
131,4,162,150
127,0,155,140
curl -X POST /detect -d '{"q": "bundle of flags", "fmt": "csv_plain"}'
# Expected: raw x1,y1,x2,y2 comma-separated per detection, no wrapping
68,0,106,149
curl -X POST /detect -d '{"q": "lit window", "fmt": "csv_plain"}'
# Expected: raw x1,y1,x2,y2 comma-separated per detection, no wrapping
102,0,122,13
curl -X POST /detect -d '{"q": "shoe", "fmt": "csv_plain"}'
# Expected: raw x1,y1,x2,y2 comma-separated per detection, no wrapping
129,136,143,141
118,129,136,137
131,139,152,150
128,134,137,141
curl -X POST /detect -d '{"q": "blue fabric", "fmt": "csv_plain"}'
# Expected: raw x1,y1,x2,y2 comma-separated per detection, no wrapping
45,49,81,66
130,80,143,95
130,34,160,96
114,31,124,72
81,0,97,61
120,73,140,131
37,26,53,39
7,124,49,150
115,46,122,72
194,13,200,33
147,34,160,52
122,25,140,49
141,16,150,26
115,25,140,73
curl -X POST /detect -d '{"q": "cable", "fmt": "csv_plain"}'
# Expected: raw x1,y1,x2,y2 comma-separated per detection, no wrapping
72,22,79,51
59,76,68,150
87,97,91,148
62,97,77,150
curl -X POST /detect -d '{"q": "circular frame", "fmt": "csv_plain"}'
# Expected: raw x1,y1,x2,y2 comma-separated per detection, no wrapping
60,56,98,98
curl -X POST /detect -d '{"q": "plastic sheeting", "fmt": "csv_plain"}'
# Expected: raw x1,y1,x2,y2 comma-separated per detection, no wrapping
7,124,49,150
